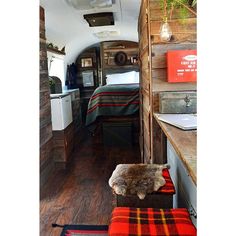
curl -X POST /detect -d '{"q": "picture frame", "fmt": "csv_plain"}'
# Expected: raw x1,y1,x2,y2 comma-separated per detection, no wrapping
82,71,94,87
81,57,93,67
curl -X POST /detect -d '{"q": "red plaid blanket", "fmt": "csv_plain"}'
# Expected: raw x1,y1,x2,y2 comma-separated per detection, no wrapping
109,208,196,236
158,169,175,194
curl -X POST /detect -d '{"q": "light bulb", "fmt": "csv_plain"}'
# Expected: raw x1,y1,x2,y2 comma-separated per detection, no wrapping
160,22,172,42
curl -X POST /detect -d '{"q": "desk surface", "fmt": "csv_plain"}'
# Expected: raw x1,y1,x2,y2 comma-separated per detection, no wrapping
153,113,197,185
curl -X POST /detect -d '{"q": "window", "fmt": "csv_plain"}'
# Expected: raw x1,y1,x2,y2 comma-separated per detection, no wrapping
47,52,65,88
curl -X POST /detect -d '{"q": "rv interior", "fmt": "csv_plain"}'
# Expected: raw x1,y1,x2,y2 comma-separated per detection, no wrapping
40,0,197,235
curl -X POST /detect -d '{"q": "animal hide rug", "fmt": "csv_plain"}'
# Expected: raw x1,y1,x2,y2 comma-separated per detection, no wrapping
108,163,170,200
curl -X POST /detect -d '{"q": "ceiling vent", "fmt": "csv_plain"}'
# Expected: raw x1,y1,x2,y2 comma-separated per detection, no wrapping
64,0,113,10
84,12,114,27
90,0,113,8
93,30,120,39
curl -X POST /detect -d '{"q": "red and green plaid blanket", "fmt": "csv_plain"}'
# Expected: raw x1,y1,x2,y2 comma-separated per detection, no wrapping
109,208,196,236
86,84,139,126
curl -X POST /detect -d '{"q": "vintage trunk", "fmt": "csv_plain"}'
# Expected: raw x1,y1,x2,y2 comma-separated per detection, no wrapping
116,194,173,208
156,91,197,114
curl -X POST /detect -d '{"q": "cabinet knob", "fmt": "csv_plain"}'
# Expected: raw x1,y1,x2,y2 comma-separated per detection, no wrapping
184,95,191,107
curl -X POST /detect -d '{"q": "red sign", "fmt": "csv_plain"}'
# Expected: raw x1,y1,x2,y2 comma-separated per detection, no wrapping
167,50,197,83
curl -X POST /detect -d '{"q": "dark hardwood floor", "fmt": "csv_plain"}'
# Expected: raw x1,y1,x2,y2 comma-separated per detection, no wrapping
40,129,141,236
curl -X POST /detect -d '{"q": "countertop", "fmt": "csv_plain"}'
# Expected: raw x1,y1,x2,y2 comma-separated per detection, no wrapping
50,89,80,99
153,113,197,185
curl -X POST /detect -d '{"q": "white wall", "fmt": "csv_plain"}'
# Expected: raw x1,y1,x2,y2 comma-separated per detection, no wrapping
47,51,66,89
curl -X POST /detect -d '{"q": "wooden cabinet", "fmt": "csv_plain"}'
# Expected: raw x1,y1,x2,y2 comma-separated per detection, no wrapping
138,0,197,163
68,89,82,134
52,122,74,169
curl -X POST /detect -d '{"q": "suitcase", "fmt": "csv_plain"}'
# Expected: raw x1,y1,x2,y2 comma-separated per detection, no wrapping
156,90,197,114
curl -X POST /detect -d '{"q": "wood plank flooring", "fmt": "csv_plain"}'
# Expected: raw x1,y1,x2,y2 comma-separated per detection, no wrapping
40,131,141,236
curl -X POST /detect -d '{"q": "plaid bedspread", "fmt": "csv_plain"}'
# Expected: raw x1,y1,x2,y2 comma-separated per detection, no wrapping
109,208,196,236
86,84,139,126
158,169,175,194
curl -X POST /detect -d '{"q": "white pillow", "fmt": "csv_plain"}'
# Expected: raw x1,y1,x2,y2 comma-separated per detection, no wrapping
106,71,139,85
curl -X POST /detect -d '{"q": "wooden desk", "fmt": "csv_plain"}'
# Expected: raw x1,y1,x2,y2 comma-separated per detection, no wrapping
153,113,197,185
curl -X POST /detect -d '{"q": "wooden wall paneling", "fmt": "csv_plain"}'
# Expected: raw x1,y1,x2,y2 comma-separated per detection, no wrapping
142,90,150,112
40,6,54,188
151,43,197,69
138,0,197,165
138,0,149,162
140,0,153,163
152,118,167,164
143,109,151,163
151,43,197,112
147,0,154,164
52,123,75,168
139,57,144,161
150,18,197,44
140,24,148,51
142,68,150,94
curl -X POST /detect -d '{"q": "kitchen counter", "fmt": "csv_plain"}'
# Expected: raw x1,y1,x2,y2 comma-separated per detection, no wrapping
50,89,80,100
153,113,197,185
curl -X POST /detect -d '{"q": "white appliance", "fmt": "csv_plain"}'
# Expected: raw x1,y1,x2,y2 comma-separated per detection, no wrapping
50,93,73,130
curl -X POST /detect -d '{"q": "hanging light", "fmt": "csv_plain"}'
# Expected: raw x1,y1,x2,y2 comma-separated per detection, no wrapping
159,0,172,42
159,16,172,41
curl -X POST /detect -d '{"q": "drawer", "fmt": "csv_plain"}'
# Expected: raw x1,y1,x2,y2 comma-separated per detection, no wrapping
156,90,197,114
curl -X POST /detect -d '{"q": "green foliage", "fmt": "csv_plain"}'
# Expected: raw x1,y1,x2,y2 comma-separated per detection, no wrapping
49,79,55,86
191,0,197,7
159,0,195,22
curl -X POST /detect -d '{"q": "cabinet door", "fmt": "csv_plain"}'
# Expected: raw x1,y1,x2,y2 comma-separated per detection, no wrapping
61,95,73,129
167,140,197,227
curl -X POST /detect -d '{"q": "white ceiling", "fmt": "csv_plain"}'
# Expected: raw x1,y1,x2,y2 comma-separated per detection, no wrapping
40,0,141,64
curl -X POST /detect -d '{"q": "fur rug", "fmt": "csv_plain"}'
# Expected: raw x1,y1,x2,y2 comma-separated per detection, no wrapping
108,163,170,200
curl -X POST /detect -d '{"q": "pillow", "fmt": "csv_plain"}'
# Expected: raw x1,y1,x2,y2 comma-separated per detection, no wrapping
106,71,139,85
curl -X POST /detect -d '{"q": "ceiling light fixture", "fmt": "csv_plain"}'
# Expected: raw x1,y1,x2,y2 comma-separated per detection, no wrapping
64,0,113,10
93,30,120,39
90,0,113,8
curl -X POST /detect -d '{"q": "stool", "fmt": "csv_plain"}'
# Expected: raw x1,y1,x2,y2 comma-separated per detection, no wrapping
109,207,196,236
116,169,175,208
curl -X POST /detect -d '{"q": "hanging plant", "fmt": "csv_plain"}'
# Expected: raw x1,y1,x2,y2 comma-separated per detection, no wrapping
49,77,56,94
159,0,197,22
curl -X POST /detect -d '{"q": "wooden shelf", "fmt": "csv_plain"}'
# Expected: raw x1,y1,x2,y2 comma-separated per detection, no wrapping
152,78,197,93
47,47,65,55
103,64,139,69
104,48,138,53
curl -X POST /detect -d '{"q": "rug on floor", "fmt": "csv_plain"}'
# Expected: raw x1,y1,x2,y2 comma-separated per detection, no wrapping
58,224,109,236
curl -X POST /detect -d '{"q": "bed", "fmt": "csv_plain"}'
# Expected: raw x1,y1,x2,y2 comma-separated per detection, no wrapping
85,71,140,126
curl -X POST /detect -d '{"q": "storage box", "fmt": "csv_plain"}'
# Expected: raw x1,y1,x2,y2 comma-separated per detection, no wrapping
167,50,197,83
102,122,132,146
156,90,197,114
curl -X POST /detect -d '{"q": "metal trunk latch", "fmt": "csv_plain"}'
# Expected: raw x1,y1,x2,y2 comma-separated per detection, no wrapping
184,95,191,107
